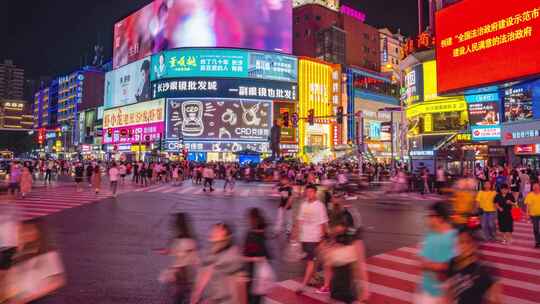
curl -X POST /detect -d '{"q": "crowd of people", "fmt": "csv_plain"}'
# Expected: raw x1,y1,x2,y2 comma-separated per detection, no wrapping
2,157,540,303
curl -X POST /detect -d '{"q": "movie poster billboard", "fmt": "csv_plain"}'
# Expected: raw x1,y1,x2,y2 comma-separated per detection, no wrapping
504,83,535,122
166,98,271,142
104,57,151,109
113,0,293,68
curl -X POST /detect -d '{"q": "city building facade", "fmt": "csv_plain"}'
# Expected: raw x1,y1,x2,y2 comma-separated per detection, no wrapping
0,60,24,100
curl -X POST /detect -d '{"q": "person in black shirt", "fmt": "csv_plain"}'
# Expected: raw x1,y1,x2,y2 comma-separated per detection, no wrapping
274,177,293,234
74,162,85,192
495,184,516,244
447,228,501,304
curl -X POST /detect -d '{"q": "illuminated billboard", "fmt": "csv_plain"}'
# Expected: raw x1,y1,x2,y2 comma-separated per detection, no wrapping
103,99,165,145
504,82,536,122
436,0,540,93
104,57,151,109
165,98,271,142
113,0,293,68
152,78,297,101
151,48,298,82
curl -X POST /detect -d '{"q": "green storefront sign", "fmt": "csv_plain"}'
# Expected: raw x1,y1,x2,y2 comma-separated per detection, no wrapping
151,48,297,83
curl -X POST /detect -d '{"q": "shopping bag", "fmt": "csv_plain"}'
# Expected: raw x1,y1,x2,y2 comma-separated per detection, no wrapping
282,241,306,262
252,260,277,295
511,207,523,221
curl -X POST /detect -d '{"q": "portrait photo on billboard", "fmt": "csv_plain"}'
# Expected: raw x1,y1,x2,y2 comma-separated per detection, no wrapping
152,78,297,101
504,83,535,122
435,0,540,93
166,98,271,141
468,101,500,127
113,0,293,68
104,57,151,109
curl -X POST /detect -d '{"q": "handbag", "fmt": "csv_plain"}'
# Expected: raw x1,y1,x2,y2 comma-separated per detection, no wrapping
252,260,276,295
282,241,306,262
467,216,481,229
511,207,523,221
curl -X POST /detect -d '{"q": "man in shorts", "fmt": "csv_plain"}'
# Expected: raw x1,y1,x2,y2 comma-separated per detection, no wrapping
293,184,328,294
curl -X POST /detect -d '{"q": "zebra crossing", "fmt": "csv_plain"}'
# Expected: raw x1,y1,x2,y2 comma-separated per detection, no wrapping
266,221,540,304
132,182,281,197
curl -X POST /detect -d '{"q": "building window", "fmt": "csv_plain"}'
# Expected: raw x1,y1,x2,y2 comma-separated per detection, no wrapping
363,33,370,40
305,29,310,37
295,16,300,23
305,15,310,20
363,46,370,53
315,15,321,21
295,32,300,38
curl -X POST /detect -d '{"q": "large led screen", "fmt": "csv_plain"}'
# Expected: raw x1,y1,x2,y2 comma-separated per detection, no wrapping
435,0,540,93
504,84,534,122
151,48,298,82
166,98,271,141
104,57,151,109
113,0,293,68
152,78,297,101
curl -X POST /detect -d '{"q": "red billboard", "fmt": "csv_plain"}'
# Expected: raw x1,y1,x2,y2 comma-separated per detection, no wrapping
113,0,292,68
435,0,540,93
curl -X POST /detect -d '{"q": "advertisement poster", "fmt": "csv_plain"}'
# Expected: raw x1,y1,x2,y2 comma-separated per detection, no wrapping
113,0,292,68
273,102,296,143
104,57,151,109
165,140,270,153
103,99,165,129
151,48,298,82
166,98,271,141
404,64,424,104
468,101,500,126
504,84,534,122
435,0,540,93
152,78,297,101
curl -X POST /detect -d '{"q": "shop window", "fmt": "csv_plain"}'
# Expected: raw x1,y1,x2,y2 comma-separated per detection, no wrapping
316,15,321,21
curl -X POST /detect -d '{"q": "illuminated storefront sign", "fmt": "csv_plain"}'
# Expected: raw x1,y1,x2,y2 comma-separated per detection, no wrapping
165,140,270,153
472,127,501,141
410,150,434,156
504,81,538,122
151,49,298,82
406,99,467,118
436,0,540,93
165,98,271,142
2,101,24,110
274,102,297,143
103,99,165,145
152,78,297,101
501,120,540,146
293,0,339,11
340,5,366,22
466,88,501,141
514,144,537,154
404,65,424,104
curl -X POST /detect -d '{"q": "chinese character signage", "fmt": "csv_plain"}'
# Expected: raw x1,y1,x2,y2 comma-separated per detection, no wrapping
465,88,502,141
164,140,270,153
504,82,536,122
103,99,165,145
152,78,297,101
113,0,293,68
404,65,424,105
151,48,297,83
436,0,540,93
104,57,151,109
166,98,272,142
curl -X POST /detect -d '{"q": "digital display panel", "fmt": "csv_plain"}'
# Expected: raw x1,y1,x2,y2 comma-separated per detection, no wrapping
152,78,297,101
104,57,151,109
165,140,270,153
151,48,298,82
436,0,540,93
468,101,500,127
504,84,534,122
166,98,272,141
113,0,292,68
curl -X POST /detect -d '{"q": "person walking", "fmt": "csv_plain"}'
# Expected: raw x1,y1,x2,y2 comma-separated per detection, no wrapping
495,184,516,245
86,162,94,188
119,162,127,185
7,163,21,198
414,201,457,304
74,162,84,192
109,163,119,197
202,165,215,192
92,165,102,194
525,182,540,248
223,165,236,192
19,167,33,198
476,181,497,242
435,166,446,195
293,184,329,294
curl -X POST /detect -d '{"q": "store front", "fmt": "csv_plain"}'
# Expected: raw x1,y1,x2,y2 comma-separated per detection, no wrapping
501,120,540,169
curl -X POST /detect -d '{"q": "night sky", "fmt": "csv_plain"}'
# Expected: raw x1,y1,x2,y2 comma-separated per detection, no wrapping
1,0,422,79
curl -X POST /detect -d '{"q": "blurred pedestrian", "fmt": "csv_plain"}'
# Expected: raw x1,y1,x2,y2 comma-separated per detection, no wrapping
274,177,293,235
243,208,272,304
525,182,540,248
446,228,502,303
415,201,457,304
495,184,515,245
476,181,497,241
2,219,66,303
293,184,329,294
158,213,199,304
202,165,215,192
119,162,127,185
109,163,119,197
190,223,247,304
19,167,33,198
92,165,102,194
74,162,84,192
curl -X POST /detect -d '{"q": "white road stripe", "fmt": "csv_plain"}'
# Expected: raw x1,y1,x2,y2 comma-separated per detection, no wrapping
400,246,540,265
481,242,540,254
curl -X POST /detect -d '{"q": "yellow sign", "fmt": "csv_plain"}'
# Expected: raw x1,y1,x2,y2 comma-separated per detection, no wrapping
131,145,147,152
406,99,467,118
424,114,433,132
103,99,165,129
